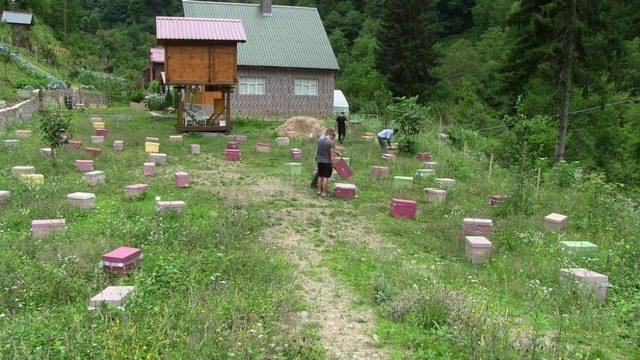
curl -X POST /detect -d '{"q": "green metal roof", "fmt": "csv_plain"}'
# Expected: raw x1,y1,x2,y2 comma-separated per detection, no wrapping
182,1,339,71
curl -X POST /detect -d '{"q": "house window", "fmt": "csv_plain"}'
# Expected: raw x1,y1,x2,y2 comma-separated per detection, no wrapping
294,78,319,96
239,77,266,95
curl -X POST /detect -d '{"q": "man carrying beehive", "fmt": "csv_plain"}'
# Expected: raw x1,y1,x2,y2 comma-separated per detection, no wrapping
315,129,339,197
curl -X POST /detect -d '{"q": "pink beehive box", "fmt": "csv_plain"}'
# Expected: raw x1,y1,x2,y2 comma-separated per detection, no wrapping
124,184,149,198
560,268,610,302
143,162,155,177
291,148,303,160
174,171,190,188
102,246,142,276
371,166,390,179
334,183,357,199
463,218,493,238
417,152,432,162
390,198,418,219
31,219,66,238
75,160,94,172
84,147,102,156
234,135,248,142
333,158,353,180
95,128,109,137
465,236,493,264
226,149,241,161
68,140,83,148
226,141,239,150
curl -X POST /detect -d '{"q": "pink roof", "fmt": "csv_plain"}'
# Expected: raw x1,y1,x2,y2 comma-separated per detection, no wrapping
156,16,247,42
150,48,165,63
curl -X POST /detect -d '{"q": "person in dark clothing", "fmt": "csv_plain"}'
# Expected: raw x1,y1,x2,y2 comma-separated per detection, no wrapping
336,112,347,144
314,129,339,196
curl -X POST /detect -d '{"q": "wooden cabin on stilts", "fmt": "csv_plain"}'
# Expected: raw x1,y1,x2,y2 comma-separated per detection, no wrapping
155,16,247,133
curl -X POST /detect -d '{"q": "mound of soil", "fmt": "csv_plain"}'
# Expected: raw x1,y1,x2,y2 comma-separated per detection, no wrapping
276,116,326,138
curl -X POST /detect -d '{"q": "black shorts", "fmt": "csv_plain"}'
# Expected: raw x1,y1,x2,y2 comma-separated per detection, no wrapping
317,163,333,178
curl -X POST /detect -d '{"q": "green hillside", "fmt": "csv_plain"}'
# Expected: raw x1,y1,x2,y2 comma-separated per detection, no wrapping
0,108,638,358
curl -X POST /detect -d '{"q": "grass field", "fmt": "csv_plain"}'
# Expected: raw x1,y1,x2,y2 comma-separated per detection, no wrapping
0,107,638,359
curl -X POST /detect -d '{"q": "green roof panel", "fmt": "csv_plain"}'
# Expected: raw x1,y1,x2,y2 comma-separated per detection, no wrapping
183,1,339,71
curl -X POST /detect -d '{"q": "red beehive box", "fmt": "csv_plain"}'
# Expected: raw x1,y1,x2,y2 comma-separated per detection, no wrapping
226,149,241,161
390,198,418,219
417,152,432,162
226,141,239,150
95,128,109,137
333,158,353,180
334,183,357,199
84,147,102,156
102,246,142,276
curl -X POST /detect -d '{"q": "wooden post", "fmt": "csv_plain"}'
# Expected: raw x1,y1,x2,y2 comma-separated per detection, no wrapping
536,167,542,190
488,153,494,179
464,141,467,153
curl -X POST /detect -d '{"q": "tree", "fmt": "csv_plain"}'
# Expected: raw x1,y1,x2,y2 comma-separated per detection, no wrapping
502,0,623,161
39,109,73,166
386,96,430,154
377,0,441,99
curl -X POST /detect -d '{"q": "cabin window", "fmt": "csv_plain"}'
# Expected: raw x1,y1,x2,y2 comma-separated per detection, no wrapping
294,78,319,96
239,77,266,95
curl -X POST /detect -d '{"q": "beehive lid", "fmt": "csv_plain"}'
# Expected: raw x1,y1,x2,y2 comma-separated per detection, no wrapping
394,176,414,181
391,198,417,205
31,219,66,228
102,247,142,262
560,241,597,249
335,183,356,190
560,268,609,284
545,213,567,223
67,192,96,200
425,188,446,195
463,218,493,226
465,236,492,248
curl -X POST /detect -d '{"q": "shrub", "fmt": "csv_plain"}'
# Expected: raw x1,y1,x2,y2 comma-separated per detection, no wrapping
148,80,161,94
385,96,430,154
39,109,73,165
129,89,144,103
144,93,165,111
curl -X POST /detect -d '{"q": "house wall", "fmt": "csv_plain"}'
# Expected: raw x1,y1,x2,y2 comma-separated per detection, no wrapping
231,66,334,118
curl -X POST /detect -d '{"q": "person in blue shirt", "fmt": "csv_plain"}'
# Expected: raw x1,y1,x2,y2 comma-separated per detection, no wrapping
377,128,398,153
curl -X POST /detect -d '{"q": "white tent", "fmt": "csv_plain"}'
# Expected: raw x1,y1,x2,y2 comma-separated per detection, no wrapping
333,90,350,115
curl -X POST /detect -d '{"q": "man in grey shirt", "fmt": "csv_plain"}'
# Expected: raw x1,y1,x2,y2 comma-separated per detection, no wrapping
315,128,339,197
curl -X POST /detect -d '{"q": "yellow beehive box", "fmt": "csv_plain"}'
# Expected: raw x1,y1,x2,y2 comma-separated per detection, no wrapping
20,173,44,185
92,122,106,130
145,142,160,153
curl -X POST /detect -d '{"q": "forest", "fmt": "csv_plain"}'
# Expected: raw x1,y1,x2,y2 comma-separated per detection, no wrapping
5,0,640,188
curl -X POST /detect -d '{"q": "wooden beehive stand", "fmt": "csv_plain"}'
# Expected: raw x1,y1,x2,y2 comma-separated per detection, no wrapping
156,17,247,133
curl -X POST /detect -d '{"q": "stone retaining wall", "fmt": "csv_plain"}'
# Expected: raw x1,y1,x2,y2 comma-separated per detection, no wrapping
0,98,38,131
44,89,108,107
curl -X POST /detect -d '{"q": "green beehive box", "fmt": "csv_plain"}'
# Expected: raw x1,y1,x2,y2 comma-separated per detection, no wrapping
393,176,414,188
560,241,598,252
415,169,436,178
284,163,302,176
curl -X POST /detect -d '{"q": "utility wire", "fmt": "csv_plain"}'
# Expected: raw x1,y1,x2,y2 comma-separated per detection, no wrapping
475,96,640,132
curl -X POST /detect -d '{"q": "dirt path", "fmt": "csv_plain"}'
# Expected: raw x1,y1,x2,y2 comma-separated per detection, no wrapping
263,208,388,360
195,155,389,358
